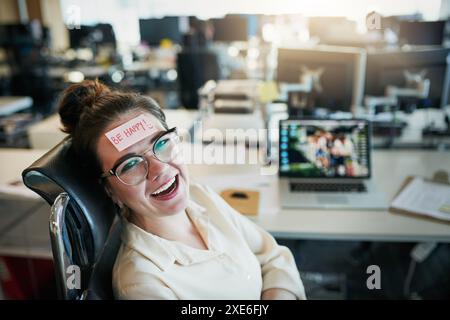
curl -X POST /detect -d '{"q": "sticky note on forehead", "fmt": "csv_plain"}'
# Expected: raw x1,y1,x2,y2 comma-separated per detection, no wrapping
105,114,157,152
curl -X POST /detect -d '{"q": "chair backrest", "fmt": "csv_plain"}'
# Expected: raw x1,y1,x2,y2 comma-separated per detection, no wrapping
177,49,220,109
22,137,120,300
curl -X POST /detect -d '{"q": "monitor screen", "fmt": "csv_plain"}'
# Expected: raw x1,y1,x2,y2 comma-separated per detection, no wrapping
365,48,450,108
139,17,182,46
211,16,248,42
279,119,370,178
398,20,446,46
69,25,95,48
277,47,363,112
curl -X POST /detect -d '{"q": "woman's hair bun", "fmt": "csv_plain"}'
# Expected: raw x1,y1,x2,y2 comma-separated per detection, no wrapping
59,79,110,134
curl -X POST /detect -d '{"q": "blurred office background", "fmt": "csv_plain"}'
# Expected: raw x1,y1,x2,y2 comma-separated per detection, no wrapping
1,0,450,300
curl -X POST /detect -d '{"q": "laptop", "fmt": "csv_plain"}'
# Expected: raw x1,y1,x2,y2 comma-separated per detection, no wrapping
279,118,388,209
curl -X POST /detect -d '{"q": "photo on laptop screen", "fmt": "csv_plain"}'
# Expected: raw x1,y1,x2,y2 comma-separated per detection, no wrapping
279,120,370,178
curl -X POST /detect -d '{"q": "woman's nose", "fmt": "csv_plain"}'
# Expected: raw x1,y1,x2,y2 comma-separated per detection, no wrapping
146,155,170,182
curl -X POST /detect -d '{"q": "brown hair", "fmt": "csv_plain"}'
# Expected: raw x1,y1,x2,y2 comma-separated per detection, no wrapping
58,79,168,177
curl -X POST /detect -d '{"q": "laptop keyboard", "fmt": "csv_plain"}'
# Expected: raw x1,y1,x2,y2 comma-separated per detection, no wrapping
290,182,367,193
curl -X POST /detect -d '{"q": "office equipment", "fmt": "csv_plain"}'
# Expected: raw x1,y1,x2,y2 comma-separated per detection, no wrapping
1,22,55,116
398,20,446,46
390,174,450,223
422,114,450,144
0,23,43,48
211,15,248,42
177,50,220,109
277,46,366,114
69,25,96,48
278,118,387,209
365,47,450,110
204,79,261,114
94,23,117,47
220,189,260,216
22,139,121,300
69,23,117,54
139,17,182,46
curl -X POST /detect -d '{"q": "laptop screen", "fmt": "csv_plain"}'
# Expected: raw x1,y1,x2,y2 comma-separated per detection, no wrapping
279,119,371,178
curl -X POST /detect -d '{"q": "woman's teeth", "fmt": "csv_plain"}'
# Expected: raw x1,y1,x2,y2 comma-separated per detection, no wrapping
151,176,176,196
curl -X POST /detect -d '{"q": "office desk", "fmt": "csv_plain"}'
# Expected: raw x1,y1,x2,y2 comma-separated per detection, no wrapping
1,148,449,260
27,109,200,149
0,149,50,259
189,150,450,243
47,66,110,80
124,60,175,73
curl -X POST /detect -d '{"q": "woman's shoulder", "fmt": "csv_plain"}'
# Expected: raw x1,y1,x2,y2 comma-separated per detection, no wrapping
113,242,161,276
112,241,163,293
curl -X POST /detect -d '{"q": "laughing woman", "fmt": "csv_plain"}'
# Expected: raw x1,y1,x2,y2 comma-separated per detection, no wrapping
58,79,306,300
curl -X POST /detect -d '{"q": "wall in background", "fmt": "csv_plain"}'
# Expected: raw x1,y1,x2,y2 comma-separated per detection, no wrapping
0,0,20,23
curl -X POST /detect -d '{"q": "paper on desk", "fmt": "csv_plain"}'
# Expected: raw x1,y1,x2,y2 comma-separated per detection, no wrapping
193,174,279,216
0,179,40,200
391,177,450,221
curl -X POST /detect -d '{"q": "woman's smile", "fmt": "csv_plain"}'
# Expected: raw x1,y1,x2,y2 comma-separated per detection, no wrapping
149,174,180,201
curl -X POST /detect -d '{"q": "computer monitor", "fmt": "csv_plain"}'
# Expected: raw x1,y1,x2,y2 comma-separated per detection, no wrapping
0,23,38,47
277,46,366,113
0,25,8,46
139,17,182,46
211,15,248,42
69,24,116,49
93,23,117,47
398,20,446,46
365,47,450,109
279,119,371,178
69,25,95,48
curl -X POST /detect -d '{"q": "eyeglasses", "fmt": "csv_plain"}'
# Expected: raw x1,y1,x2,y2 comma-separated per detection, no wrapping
100,127,181,186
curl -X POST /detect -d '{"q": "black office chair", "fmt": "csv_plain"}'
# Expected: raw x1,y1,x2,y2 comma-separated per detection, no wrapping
177,49,220,109
22,137,121,300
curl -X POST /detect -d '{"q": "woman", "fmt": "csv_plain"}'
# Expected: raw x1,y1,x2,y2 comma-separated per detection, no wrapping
58,79,306,300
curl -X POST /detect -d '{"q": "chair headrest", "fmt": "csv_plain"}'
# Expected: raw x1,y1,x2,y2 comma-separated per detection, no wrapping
22,137,117,261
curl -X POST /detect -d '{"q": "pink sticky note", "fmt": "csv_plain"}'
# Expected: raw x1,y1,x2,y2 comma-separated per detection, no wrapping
104,114,157,151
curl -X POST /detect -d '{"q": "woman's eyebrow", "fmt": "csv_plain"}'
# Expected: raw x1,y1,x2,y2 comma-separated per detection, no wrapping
150,129,166,144
111,130,166,168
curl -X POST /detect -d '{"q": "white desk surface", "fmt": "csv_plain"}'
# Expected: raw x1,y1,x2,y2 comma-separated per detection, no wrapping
0,149,50,259
124,59,175,72
1,148,450,259
0,96,33,116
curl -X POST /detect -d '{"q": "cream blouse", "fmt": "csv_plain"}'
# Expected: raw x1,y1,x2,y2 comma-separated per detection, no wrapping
112,183,306,300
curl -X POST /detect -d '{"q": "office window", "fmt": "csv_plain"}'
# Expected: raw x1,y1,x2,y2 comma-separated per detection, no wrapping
60,0,443,47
